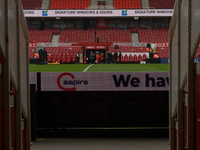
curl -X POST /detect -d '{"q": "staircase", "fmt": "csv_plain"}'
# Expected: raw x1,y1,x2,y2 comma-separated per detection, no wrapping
89,0,114,9
131,33,140,46
41,0,51,9
141,0,150,9
106,0,114,9
51,34,60,46
89,0,98,9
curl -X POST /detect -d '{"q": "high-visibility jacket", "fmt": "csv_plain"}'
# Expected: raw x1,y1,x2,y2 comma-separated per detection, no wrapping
34,53,39,58
146,48,150,52
153,54,159,58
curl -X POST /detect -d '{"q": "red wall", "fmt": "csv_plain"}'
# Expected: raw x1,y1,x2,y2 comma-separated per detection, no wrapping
0,56,2,150
10,106,15,150
195,74,200,150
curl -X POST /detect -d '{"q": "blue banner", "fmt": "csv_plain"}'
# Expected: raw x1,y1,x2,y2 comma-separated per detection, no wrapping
160,58,200,64
160,58,169,64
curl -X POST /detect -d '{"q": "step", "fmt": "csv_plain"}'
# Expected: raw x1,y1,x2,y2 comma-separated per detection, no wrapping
141,0,150,9
41,0,51,10
51,34,60,45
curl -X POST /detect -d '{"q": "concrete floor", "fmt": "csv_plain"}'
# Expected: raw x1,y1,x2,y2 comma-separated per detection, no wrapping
31,138,169,150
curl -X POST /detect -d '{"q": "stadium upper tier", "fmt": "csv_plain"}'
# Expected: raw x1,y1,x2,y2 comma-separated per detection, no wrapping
50,0,90,9
113,0,141,9
28,27,169,44
22,0,175,9
21,0,42,9
149,0,175,9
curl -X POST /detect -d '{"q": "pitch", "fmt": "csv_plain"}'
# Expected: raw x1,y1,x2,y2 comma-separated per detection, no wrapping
29,64,169,72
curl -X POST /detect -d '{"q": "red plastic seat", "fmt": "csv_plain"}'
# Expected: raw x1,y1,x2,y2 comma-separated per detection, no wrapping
129,54,133,63
124,54,128,62
134,55,138,62
138,54,143,62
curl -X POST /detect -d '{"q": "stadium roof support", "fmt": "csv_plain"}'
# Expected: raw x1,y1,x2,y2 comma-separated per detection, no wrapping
169,0,200,149
0,0,30,150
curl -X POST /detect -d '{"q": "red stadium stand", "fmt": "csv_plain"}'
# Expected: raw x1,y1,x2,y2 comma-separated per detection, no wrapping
138,30,169,43
50,0,90,9
149,0,175,9
28,29,53,43
21,0,42,9
113,0,142,9
59,30,95,43
96,30,132,43
43,28,61,34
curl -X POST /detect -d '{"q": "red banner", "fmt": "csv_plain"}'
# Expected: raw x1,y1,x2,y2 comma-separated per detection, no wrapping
97,19,107,28
85,46,106,49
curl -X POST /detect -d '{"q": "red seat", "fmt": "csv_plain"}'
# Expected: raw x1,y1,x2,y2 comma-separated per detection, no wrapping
129,54,133,63
61,58,66,63
121,55,124,62
124,54,128,62
134,55,138,62
143,54,147,60
138,54,142,62
71,55,76,63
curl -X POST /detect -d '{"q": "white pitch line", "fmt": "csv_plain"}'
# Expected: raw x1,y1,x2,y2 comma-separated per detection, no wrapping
83,64,94,72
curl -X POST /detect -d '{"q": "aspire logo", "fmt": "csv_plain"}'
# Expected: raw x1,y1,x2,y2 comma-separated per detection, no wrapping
57,73,88,91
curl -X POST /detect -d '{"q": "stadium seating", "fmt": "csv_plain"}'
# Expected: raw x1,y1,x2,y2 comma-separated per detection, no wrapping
44,46,81,63
50,0,90,9
43,28,61,34
138,30,169,43
28,29,53,43
21,0,42,9
113,0,142,9
29,47,36,59
59,30,95,43
96,30,132,43
149,0,175,9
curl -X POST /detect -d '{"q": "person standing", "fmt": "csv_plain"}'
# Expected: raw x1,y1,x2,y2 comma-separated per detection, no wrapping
114,50,118,63
34,52,39,59
118,51,121,63
100,52,104,63
105,36,108,42
89,51,94,64
97,35,100,43
146,42,151,50
42,48,47,64
96,51,100,64
114,44,119,50
105,51,108,63
76,51,80,64
79,52,83,64
108,51,112,64
38,48,43,64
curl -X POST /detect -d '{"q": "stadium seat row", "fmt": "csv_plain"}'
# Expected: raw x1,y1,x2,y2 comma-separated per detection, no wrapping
22,0,175,9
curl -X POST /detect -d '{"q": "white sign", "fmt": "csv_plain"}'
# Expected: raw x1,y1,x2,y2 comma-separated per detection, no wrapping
40,72,169,91
24,9,174,17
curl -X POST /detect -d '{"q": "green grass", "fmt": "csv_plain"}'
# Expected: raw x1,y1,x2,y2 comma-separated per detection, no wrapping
29,64,169,72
